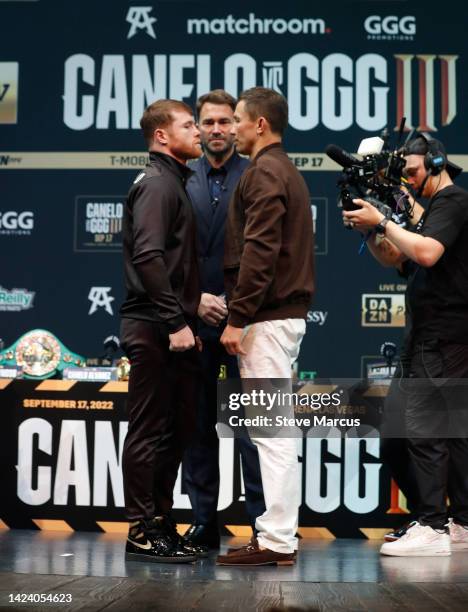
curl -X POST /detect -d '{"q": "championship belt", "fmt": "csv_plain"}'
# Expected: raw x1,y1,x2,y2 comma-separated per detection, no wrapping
0,329,85,379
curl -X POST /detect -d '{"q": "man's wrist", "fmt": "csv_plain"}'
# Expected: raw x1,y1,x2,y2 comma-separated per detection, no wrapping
375,216,390,236
167,315,187,334
227,312,248,328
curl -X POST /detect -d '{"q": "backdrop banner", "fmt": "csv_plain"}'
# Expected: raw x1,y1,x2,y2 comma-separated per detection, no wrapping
1,0,467,377
1,0,467,533
1,380,401,537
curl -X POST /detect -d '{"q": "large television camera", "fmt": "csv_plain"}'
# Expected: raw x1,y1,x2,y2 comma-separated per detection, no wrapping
326,120,413,224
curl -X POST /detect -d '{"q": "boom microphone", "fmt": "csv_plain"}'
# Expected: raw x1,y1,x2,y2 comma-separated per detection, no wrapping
325,144,362,169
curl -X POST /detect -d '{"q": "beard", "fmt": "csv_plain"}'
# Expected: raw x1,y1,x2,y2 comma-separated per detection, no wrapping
203,138,234,159
171,141,202,161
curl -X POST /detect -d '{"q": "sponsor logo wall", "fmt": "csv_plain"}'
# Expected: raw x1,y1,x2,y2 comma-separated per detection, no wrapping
0,380,397,536
1,0,467,374
0,1,468,375
0,0,467,526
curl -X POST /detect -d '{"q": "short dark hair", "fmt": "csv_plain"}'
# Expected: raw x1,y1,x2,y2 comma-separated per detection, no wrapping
140,99,193,146
196,89,236,117
403,135,462,179
403,136,430,156
238,87,288,136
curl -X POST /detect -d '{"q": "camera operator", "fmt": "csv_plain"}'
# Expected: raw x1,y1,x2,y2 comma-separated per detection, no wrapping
369,204,424,544
343,135,468,557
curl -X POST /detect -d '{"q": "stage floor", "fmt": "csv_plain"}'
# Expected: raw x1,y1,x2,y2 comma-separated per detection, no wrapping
1,530,468,610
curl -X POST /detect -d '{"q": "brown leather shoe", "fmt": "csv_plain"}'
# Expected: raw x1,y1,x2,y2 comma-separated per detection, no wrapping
226,535,256,554
226,537,297,558
217,538,295,566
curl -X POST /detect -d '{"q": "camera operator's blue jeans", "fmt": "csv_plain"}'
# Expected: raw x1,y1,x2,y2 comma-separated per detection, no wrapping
406,339,468,529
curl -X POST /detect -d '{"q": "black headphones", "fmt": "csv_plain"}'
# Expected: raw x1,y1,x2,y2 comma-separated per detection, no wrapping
419,132,447,176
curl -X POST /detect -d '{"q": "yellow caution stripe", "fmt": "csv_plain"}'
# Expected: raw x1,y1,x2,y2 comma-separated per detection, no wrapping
97,522,191,536
96,521,129,534
359,528,391,539
35,380,77,392
225,525,256,537
297,527,336,540
99,382,128,393
32,519,74,532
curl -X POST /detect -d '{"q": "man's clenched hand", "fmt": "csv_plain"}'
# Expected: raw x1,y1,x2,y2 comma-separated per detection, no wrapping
169,326,196,352
220,324,246,356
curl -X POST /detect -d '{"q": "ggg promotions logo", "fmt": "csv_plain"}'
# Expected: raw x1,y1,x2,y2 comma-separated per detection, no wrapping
364,16,416,41
74,196,123,252
361,294,405,327
0,211,34,236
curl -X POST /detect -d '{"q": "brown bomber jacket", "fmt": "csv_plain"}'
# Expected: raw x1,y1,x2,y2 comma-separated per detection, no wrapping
224,143,315,328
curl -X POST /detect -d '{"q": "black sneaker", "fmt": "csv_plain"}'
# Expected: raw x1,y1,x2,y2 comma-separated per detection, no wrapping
384,520,418,542
183,524,220,549
153,516,209,558
125,520,197,563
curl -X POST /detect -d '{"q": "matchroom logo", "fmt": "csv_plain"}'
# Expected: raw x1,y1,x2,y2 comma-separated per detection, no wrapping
361,294,405,327
0,62,19,124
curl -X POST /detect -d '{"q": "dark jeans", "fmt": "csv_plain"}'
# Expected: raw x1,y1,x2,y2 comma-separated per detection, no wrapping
120,317,200,520
406,339,468,528
183,337,265,529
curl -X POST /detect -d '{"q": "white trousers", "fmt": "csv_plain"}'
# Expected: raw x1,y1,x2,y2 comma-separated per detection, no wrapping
239,318,306,554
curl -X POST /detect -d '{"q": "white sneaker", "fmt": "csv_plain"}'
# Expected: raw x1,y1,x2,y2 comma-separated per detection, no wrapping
449,519,468,551
380,522,451,557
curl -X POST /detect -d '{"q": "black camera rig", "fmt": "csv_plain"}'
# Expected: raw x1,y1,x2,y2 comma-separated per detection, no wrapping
326,119,414,224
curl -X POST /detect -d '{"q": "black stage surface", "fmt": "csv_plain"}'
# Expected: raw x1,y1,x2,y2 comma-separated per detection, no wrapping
1,530,468,611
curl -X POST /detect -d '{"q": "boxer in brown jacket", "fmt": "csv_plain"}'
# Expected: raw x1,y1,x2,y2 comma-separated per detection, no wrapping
218,87,315,566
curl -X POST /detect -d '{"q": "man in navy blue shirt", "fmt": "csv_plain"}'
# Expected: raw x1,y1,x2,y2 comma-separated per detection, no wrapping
183,90,265,548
